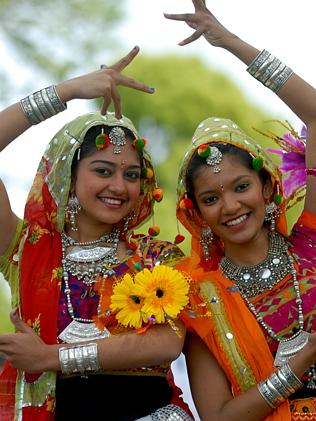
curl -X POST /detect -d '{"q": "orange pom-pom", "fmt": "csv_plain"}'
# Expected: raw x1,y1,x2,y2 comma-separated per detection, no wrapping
174,234,185,244
142,167,154,179
153,187,163,202
148,225,160,237
179,198,193,210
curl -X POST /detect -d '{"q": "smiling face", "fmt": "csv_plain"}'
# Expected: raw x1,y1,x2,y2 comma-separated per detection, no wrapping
193,154,272,252
72,139,141,233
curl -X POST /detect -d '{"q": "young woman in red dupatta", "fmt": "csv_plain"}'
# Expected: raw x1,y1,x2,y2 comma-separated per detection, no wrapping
165,1,316,420
0,47,193,421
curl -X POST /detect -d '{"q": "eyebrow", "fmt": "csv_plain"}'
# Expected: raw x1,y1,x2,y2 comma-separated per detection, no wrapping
197,174,251,197
89,159,141,169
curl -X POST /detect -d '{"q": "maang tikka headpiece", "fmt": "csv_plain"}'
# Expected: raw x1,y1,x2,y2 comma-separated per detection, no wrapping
95,126,127,154
197,144,223,173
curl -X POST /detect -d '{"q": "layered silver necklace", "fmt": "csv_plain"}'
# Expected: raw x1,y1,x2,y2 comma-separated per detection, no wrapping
58,229,120,343
220,232,309,367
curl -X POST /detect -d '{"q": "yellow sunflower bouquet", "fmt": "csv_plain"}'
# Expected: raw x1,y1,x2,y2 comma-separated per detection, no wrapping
110,265,190,333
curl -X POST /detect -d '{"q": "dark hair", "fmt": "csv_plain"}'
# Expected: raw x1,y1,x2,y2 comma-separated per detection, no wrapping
186,143,270,200
71,125,140,175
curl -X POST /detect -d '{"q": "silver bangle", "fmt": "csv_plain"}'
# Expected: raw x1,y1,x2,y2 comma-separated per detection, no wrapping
247,49,271,76
257,57,282,84
257,380,277,408
279,363,304,390
267,66,293,92
19,85,67,125
45,85,67,113
20,96,42,125
59,342,100,376
246,49,293,93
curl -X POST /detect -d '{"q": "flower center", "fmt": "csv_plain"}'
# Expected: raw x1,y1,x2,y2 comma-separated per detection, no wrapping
156,288,164,298
130,295,141,304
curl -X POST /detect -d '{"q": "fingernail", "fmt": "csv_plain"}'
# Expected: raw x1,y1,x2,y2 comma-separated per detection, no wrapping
149,87,155,93
133,46,139,50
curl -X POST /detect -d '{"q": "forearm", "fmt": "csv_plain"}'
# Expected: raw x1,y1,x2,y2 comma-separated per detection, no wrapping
0,102,31,152
44,322,185,373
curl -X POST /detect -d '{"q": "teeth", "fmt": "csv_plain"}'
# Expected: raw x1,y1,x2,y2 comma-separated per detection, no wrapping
100,198,122,205
226,214,247,226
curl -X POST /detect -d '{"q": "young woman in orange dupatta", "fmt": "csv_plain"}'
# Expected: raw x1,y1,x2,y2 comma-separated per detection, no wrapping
165,1,316,420
0,47,193,421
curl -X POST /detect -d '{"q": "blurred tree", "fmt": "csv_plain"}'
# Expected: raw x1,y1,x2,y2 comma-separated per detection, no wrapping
0,0,126,101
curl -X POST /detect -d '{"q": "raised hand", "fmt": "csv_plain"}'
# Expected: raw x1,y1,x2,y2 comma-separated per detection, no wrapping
164,0,233,48
57,46,155,118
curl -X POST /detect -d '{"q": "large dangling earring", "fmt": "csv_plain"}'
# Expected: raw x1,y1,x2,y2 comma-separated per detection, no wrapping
264,202,279,232
122,210,136,234
200,226,213,260
66,195,81,232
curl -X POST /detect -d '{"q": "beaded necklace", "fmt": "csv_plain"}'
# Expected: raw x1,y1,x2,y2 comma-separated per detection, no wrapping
220,232,309,367
59,229,120,343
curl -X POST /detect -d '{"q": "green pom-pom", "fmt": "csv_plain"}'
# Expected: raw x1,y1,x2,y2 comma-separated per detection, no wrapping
273,194,283,205
252,157,264,171
198,145,211,158
134,262,142,271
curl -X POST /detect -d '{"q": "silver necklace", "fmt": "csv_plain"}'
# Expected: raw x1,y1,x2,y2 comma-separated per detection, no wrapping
58,229,120,343
219,232,290,298
220,232,309,367
61,228,120,286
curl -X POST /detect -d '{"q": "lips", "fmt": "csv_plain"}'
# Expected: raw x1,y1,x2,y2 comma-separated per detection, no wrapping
224,213,249,227
98,197,125,206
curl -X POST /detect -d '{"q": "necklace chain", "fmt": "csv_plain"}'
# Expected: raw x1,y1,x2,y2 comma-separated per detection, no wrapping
61,228,120,323
219,232,290,298
220,232,304,342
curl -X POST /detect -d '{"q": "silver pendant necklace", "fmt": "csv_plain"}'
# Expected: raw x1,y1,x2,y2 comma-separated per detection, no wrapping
58,229,120,343
220,232,309,367
219,232,290,298
61,228,120,286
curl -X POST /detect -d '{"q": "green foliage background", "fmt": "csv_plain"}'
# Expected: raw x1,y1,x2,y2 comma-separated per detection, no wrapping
0,2,303,333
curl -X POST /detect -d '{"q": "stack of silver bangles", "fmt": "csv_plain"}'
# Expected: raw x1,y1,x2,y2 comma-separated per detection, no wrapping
246,49,293,92
20,85,67,125
59,342,100,377
257,362,303,409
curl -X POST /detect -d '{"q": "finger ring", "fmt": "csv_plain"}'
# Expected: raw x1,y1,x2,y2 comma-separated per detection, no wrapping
100,64,108,69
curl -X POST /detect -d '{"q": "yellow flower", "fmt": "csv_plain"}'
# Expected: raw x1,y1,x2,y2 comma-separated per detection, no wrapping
137,266,189,324
110,273,147,328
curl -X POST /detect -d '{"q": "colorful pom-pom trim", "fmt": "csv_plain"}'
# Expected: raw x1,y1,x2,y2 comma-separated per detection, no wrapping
152,187,163,202
197,144,211,158
141,167,154,179
179,198,194,210
134,262,142,271
252,157,264,171
273,194,283,205
133,137,147,150
95,134,110,150
148,225,160,237
174,234,185,244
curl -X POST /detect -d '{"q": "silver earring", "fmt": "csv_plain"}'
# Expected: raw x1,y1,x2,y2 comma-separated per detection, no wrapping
264,202,279,232
66,195,81,232
200,226,213,260
122,210,136,234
